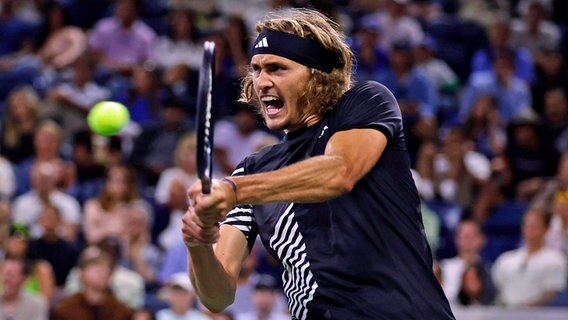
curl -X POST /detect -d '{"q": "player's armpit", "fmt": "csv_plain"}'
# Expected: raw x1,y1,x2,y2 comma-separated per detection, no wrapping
324,128,388,189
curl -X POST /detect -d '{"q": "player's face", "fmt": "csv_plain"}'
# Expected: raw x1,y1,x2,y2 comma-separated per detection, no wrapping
251,54,317,132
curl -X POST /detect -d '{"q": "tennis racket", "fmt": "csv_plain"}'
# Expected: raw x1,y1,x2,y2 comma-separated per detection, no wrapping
195,41,216,194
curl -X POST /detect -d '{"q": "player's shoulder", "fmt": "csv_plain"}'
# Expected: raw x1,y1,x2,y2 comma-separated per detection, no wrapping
338,80,397,109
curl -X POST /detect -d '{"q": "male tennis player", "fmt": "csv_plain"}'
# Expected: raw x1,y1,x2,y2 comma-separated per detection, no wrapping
182,8,455,320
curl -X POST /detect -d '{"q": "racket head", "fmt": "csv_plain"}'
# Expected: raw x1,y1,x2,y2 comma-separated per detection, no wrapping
195,41,216,194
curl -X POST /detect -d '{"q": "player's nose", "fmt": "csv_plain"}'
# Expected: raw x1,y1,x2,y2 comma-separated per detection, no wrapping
255,70,274,90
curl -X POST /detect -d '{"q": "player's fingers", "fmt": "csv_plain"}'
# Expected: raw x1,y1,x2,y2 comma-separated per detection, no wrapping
187,180,203,202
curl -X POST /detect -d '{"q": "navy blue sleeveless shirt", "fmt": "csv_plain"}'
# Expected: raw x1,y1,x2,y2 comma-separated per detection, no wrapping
222,81,455,320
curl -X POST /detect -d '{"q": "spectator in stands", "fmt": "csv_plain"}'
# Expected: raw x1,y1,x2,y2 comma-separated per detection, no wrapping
130,98,191,188
457,0,510,29
510,0,561,55
113,64,164,127
492,209,567,307
156,272,210,320
64,237,145,310
213,104,277,176
236,275,290,320
83,165,141,244
4,223,56,302
224,15,253,78
15,120,75,195
541,87,568,153
52,246,134,320
531,44,568,115
413,34,459,96
440,219,490,304
376,0,424,49
351,15,388,82
460,48,532,125
415,125,491,205
205,31,244,120
376,39,438,163
0,86,40,164
0,256,48,320
472,17,535,84
34,1,87,72
150,7,202,88
68,130,107,204
0,0,36,99
88,0,156,77
120,201,162,287
545,190,568,257
155,133,198,249
45,54,111,142
473,110,557,221
456,262,496,306
12,161,81,241
28,204,79,294
462,94,506,160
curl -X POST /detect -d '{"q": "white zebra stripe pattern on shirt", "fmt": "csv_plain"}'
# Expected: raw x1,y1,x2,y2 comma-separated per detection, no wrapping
269,203,318,320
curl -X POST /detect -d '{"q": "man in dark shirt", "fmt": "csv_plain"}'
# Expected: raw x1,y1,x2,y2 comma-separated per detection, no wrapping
182,8,455,320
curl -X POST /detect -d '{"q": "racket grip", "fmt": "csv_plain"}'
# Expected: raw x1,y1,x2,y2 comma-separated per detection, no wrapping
201,179,211,194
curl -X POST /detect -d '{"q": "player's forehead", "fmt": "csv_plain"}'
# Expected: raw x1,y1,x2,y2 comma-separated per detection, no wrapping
250,54,301,68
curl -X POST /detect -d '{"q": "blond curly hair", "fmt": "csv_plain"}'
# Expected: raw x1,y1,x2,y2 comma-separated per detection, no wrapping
240,8,353,118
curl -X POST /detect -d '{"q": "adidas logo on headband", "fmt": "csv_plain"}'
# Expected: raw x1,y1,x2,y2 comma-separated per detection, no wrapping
254,37,269,48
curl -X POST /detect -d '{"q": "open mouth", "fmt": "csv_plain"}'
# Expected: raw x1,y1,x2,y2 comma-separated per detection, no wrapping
261,96,284,116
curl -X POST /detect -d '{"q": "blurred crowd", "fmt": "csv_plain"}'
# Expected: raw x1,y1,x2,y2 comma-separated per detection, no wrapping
0,0,567,319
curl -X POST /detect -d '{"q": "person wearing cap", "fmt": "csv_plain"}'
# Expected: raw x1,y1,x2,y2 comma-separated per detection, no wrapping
51,246,134,320
156,272,210,320
183,8,454,320
235,275,289,320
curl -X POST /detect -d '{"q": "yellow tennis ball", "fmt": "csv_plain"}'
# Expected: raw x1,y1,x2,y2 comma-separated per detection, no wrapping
87,101,130,136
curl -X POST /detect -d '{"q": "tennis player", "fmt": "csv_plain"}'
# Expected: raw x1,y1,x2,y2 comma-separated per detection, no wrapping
183,8,455,320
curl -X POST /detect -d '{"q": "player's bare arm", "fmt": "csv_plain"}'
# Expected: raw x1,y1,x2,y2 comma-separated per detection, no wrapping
183,220,249,312
194,128,387,210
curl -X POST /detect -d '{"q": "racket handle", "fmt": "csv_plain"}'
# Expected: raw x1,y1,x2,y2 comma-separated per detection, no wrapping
201,179,211,194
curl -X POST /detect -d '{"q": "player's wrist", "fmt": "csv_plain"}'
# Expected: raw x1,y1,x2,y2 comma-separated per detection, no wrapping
221,177,238,204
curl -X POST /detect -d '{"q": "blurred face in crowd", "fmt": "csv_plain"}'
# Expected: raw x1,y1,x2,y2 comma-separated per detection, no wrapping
168,286,194,315
34,124,61,157
116,0,137,27
30,162,58,195
522,211,548,247
169,10,193,40
9,89,36,122
125,205,148,239
105,166,131,198
456,221,485,256
252,287,278,315
6,233,28,258
1,259,27,298
81,258,113,291
489,21,510,48
544,89,568,125
39,205,61,236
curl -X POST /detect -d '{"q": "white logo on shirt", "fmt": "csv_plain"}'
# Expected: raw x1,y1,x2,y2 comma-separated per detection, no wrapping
318,125,329,139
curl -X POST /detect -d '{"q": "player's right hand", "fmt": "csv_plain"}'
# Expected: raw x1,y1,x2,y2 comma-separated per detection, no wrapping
182,206,220,246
